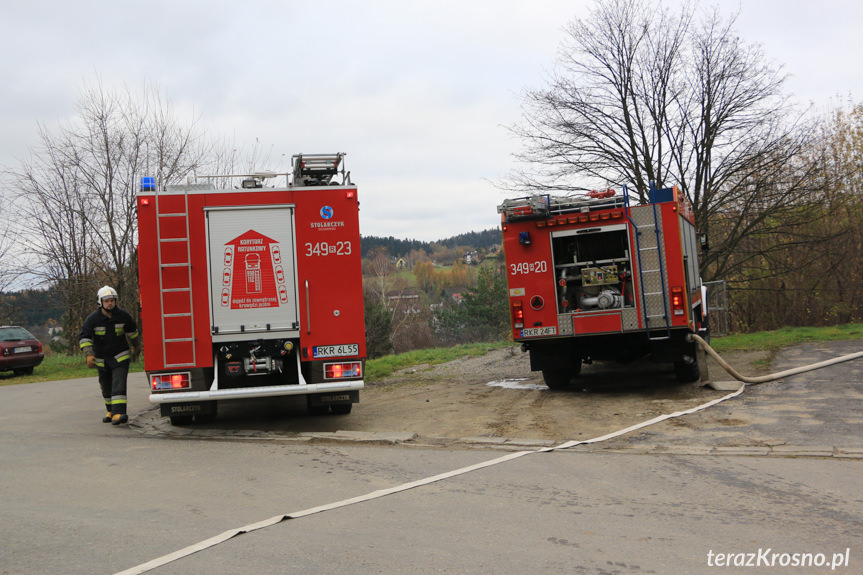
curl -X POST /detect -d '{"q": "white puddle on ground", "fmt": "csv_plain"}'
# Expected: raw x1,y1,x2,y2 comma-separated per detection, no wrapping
486,378,547,391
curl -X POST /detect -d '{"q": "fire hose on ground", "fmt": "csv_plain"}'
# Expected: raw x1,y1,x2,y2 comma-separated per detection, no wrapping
689,333,863,389
115,336,863,575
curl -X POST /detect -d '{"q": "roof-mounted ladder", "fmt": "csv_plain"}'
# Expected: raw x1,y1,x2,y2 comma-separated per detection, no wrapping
291,153,347,186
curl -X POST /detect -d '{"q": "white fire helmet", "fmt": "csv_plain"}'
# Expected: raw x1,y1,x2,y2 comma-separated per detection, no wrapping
97,286,119,306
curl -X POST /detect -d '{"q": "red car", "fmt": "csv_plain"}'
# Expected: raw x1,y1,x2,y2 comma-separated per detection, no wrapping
0,326,44,376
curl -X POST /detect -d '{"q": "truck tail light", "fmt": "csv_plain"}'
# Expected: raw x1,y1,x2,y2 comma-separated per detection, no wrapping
151,373,191,391
325,362,362,379
511,300,524,329
671,287,685,316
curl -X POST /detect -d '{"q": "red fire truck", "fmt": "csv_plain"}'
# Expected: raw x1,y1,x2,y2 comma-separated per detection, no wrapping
137,153,366,424
498,184,709,388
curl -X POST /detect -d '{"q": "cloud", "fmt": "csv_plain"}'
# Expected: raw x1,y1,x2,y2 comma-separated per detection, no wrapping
2,0,863,243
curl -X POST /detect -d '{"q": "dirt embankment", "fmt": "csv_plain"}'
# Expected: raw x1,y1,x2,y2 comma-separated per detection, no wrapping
351,345,769,442
138,343,780,446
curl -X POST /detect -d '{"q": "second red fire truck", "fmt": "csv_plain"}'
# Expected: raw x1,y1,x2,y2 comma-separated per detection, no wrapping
498,184,709,388
137,153,366,424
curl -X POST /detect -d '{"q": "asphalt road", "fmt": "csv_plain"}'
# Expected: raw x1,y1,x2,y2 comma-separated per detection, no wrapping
1,341,862,574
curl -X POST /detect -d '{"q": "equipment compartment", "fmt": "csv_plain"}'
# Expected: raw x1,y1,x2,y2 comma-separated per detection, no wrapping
551,225,634,313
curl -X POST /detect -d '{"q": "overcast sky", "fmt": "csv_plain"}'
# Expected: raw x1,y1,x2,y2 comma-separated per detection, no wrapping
2,0,861,242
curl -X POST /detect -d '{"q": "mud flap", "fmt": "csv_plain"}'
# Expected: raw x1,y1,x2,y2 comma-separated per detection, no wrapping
161,401,217,419
307,390,359,407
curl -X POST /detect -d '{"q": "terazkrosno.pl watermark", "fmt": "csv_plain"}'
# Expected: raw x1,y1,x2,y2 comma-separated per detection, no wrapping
707,548,851,570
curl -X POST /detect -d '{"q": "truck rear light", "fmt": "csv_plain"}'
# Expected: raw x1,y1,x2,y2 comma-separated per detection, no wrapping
511,300,524,329
671,287,685,316
151,373,192,391
324,362,362,379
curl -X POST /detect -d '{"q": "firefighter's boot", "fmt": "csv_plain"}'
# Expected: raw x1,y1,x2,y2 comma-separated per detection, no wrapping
102,411,113,423
112,414,129,425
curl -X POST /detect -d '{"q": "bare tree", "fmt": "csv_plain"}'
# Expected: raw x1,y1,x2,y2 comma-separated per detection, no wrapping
2,79,210,351
508,0,824,281
0,195,24,326
365,247,394,307
0,196,17,294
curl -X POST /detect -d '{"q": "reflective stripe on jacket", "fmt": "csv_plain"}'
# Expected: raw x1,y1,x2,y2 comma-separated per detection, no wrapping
78,308,139,369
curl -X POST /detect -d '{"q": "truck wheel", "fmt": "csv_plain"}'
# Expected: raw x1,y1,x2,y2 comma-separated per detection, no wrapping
674,357,701,383
541,356,582,390
331,403,352,415
169,414,194,426
308,404,330,416
542,369,572,390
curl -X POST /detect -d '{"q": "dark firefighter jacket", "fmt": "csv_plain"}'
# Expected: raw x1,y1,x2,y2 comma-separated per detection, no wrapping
78,308,139,369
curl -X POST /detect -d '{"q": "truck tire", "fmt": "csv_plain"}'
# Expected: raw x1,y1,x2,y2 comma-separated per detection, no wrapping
542,360,581,390
674,357,700,383
308,404,330,416
542,370,571,390
673,336,703,383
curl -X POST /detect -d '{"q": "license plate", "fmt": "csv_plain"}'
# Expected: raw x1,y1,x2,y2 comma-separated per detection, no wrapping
13,346,31,353
520,327,557,337
313,344,359,358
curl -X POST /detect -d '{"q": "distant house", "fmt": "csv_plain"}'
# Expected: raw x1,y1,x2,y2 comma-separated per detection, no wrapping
395,257,408,270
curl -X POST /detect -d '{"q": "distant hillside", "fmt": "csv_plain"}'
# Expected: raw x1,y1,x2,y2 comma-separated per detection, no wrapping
0,287,65,334
361,228,501,258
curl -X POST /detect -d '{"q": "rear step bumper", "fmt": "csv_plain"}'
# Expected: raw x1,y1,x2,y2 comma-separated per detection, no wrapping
150,381,364,403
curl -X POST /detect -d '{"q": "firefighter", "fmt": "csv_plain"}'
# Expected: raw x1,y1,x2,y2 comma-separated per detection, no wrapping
78,286,141,425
